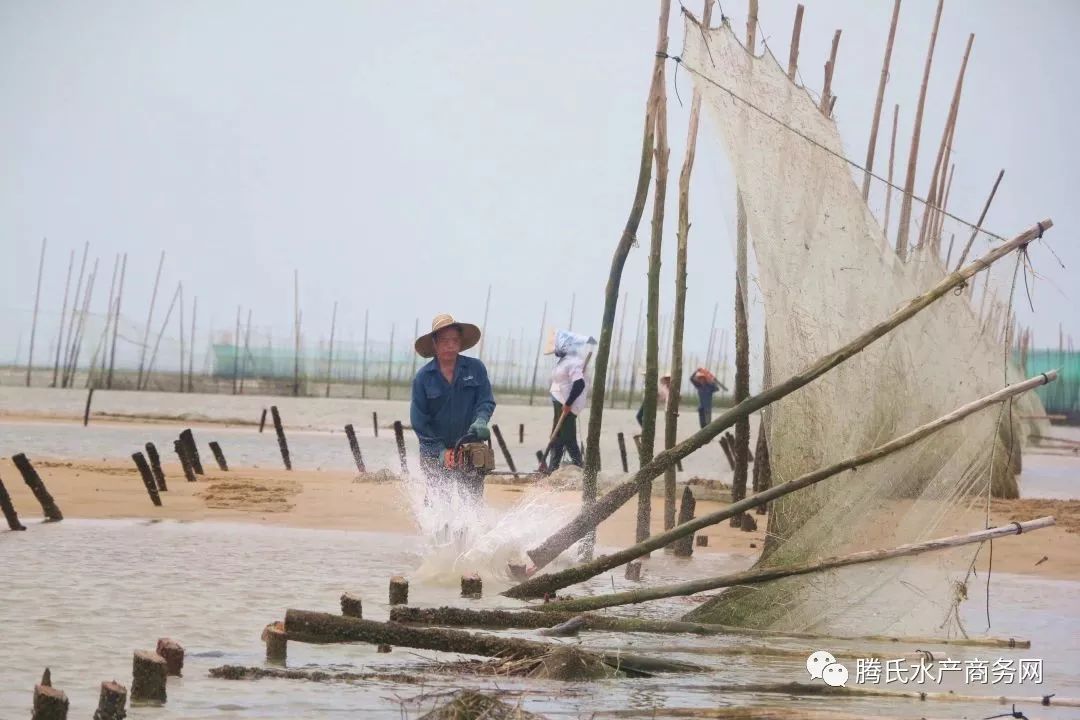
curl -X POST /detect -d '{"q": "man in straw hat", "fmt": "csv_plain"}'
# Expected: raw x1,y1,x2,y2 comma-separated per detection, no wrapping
410,313,496,499
544,329,596,472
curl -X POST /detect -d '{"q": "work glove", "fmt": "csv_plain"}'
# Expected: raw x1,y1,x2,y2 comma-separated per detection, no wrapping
469,419,491,441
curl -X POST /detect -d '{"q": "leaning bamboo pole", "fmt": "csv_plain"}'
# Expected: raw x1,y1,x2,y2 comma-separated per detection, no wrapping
528,302,546,405
918,33,973,252
625,299,644,409
787,5,804,81
186,293,195,392
507,370,1057,598
818,30,842,115
96,254,120,386
665,0,714,535
895,0,944,259
933,162,956,252
65,257,98,388
516,219,1053,573
861,0,901,200
326,302,338,398
882,105,899,236
177,283,185,392
61,243,89,388
136,250,164,390
142,282,181,389
538,518,1055,613
610,292,628,409
240,309,252,394
955,169,1004,271
52,248,75,388
638,2,670,544
107,253,127,390
26,238,46,387
581,0,666,544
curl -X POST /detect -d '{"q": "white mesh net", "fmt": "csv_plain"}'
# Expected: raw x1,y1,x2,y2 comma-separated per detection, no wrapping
679,17,1047,636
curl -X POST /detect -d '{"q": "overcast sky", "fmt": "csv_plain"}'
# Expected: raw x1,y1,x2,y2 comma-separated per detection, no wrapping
2,1,1076,379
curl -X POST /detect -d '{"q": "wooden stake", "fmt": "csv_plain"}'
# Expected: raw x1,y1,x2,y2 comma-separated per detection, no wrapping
94,681,127,720
862,0,901,200
507,369,1057,598
259,408,267,433
179,429,203,475
145,443,167,491
12,453,63,521
372,411,378,438
174,441,196,483
132,452,163,507
672,486,696,557
131,650,167,704
344,423,366,473
540,518,1054,613
26,237,46,387
271,406,292,470
209,441,229,471
341,593,363,618
954,169,1004,270
262,622,287,664
389,576,409,605
819,30,842,115
83,388,94,427
491,424,517,477
514,219,1053,574
136,250,165,390
787,5,804,80
0,474,26,530
896,0,944,259
393,420,408,475
617,432,629,472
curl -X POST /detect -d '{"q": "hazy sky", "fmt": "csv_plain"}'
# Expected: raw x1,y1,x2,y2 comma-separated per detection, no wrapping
2,1,1077,378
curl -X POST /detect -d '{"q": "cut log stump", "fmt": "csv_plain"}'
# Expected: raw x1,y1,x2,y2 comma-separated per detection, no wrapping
155,638,184,676
93,681,127,720
130,651,167,704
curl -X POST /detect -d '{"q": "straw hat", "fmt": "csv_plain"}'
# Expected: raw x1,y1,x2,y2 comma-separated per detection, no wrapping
414,313,481,358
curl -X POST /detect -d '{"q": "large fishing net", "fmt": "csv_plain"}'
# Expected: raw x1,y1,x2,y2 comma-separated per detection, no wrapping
678,17,1048,635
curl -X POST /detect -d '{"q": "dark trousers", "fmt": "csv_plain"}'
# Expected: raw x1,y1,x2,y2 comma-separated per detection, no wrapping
550,400,582,470
698,406,712,429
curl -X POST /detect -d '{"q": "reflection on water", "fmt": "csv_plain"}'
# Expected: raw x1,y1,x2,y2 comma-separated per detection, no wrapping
2,519,1078,719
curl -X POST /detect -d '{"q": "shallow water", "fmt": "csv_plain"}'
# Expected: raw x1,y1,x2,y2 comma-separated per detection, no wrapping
2,519,1078,719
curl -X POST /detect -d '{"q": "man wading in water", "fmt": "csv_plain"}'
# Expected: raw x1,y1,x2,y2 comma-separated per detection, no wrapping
410,314,496,504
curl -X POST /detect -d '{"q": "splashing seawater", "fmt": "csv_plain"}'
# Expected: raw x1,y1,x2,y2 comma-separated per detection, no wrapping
398,466,582,588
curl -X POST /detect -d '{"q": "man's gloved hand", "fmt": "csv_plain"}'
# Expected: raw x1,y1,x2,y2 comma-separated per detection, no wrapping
469,419,491,441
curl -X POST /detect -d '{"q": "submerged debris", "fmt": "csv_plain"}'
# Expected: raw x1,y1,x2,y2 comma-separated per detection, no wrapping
417,690,545,719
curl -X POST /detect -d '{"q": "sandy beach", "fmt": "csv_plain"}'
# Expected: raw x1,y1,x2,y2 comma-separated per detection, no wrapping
3,452,1078,582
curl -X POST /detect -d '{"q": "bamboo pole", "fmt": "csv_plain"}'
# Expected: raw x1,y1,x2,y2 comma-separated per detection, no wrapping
477,284,492,362
528,302,547,405
882,105,899,236
361,308,369,398
745,0,757,51
638,3,670,545
861,0,901,200
293,270,301,397
187,294,195,392
626,299,644,409
239,308,252,394
232,305,241,394
895,0,944,259
704,302,719,370
385,324,395,400
582,0,666,537
65,257,98,388
506,369,1057,599
409,316,418,384
142,282,181,389
954,169,1004,270
61,243,89,387
177,283,185,392
136,250,164,390
787,5,804,80
108,253,127,390
326,302,338,398
732,200,750,527
933,162,956,251
609,293,628,409
516,219,1053,573
52,248,75,388
26,238,46,387
538,518,1055,613
819,30,842,115
918,33,973,252
568,292,575,331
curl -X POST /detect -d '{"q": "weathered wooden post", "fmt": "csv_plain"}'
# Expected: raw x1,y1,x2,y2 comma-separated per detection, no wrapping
519,423,524,444
344,424,366,473
490,425,517,477
132,453,162,507
617,432,629,473
262,621,287,664
93,681,127,720
671,486,696,557
340,593,363,618
173,441,196,483
696,535,708,547
718,435,735,470
0,474,26,530
179,429,204,475
32,668,68,720
393,421,408,475
270,406,292,470
372,411,379,438
145,443,167,491
83,388,94,427
130,650,167,704
258,408,267,433
12,453,63,521
208,442,228,472
624,561,642,581
460,573,483,599
389,576,409,605
155,638,184,677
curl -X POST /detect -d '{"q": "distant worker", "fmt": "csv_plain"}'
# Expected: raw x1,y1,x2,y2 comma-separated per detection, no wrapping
690,367,724,428
410,313,495,502
635,371,671,428
544,329,596,472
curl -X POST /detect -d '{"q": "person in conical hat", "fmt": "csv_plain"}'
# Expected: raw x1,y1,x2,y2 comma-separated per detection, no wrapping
410,313,495,500
544,329,596,471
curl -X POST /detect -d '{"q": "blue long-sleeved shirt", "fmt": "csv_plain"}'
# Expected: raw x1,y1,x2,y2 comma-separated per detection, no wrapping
410,355,496,458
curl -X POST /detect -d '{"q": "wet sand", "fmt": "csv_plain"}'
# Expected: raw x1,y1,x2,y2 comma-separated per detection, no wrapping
2,455,1077,581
